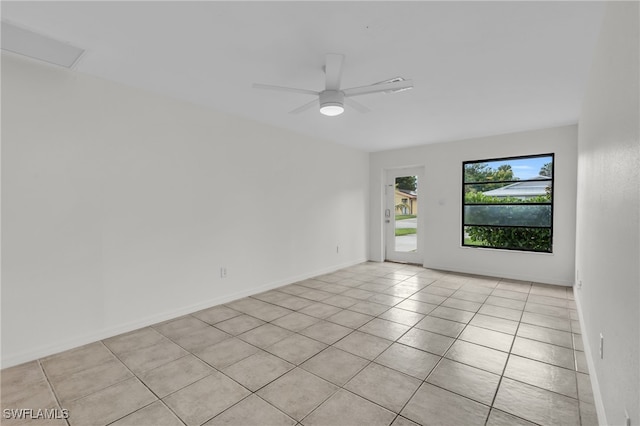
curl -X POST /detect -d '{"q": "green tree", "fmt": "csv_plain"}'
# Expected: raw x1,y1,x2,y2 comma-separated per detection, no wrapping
396,176,417,191
539,162,552,177
464,163,516,193
494,165,514,182
463,163,493,183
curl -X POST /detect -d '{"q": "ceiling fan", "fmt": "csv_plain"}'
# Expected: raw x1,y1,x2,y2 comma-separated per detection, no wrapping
252,53,413,116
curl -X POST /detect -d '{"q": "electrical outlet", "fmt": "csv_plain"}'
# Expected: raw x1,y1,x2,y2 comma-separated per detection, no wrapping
577,280,583,289
220,267,227,278
599,333,604,359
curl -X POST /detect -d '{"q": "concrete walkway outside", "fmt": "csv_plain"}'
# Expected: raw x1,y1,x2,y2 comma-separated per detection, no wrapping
395,218,417,252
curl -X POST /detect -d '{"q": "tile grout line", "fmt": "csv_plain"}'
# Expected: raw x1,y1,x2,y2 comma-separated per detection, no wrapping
36,359,71,426
382,275,498,425
43,341,166,425
295,268,434,426
99,341,189,426
423,277,502,426
486,282,585,425
483,281,530,425
203,285,396,426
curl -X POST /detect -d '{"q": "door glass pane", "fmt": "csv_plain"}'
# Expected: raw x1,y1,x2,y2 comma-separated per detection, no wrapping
394,175,418,252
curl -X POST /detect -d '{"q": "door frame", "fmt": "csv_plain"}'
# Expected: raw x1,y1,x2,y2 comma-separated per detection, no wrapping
384,166,424,264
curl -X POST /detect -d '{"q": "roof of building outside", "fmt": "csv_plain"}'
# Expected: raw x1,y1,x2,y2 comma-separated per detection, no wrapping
483,176,551,197
396,188,417,198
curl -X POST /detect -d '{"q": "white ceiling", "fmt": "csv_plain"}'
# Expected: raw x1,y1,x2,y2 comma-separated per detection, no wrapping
1,1,605,152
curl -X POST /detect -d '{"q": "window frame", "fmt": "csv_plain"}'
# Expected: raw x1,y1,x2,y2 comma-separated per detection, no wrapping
461,153,555,253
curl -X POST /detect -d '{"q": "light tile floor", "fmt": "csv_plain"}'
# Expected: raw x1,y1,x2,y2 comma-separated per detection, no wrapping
1,262,599,426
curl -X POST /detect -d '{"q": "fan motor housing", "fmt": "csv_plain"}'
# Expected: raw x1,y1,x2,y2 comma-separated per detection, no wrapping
319,90,345,116
319,90,344,108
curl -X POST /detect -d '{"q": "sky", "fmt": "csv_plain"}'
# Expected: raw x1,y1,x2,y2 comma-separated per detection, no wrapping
482,155,552,180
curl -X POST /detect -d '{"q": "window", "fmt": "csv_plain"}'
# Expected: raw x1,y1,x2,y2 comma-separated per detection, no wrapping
462,154,554,253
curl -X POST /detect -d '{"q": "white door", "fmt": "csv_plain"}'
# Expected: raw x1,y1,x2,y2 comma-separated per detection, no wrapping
385,167,423,264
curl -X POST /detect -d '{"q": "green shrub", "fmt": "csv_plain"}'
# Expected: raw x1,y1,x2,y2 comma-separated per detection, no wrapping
464,192,552,252
465,226,552,252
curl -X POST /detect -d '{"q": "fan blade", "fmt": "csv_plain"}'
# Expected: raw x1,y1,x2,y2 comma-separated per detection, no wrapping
343,79,413,97
345,98,371,113
325,53,344,91
289,98,318,114
252,83,318,96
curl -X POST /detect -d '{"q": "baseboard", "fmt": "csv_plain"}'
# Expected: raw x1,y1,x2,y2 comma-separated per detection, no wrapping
573,288,607,425
1,258,367,369
423,263,574,286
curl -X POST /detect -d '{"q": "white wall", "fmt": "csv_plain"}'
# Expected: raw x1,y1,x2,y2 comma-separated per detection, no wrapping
575,2,639,425
1,54,369,367
370,125,577,285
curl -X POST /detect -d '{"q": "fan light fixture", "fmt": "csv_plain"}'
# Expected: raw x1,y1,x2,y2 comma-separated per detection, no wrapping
319,90,344,116
320,103,344,116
